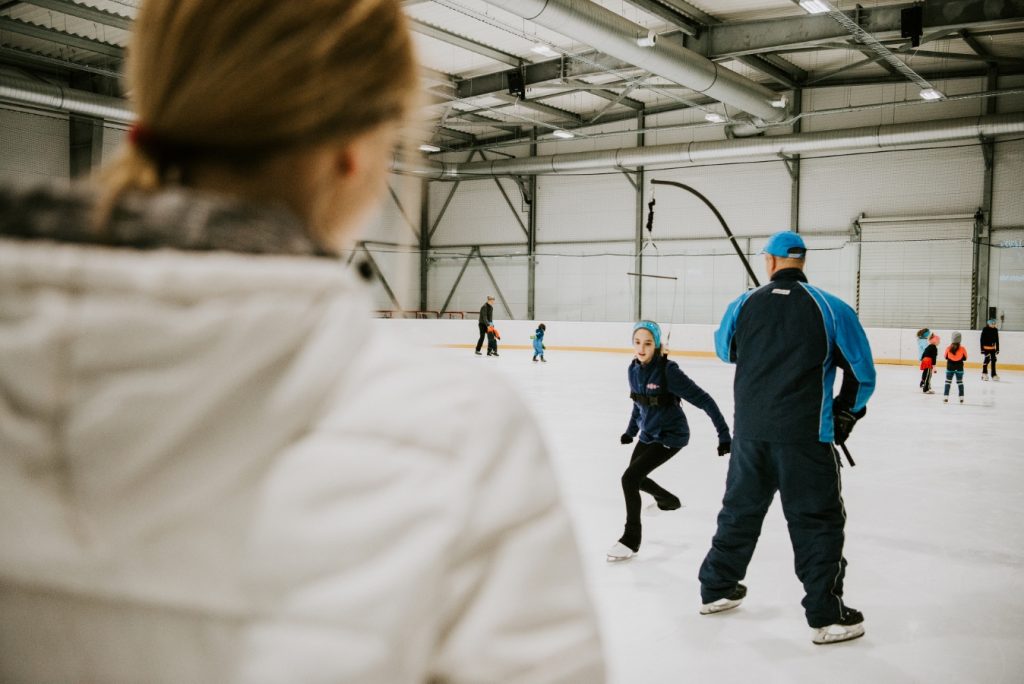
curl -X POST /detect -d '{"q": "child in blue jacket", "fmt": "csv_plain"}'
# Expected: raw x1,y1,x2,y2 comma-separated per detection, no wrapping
532,323,546,362
608,320,732,562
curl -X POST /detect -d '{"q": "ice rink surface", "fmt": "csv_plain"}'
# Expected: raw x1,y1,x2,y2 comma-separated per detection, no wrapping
440,347,1024,684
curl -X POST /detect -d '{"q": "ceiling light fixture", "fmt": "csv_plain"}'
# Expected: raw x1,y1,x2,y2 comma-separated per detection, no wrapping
552,129,575,139
704,112,727,124
418,144,442,153
531,44,558,58
635,30,657,48
919,88,944,101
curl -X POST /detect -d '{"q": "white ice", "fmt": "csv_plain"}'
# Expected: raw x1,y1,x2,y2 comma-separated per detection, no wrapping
439,348,1024,684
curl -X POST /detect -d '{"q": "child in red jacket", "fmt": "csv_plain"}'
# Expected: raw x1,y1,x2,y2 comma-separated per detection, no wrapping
920,333,939,394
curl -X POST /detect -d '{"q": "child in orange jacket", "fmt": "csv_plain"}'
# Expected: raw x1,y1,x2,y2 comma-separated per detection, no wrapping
943,331,967,404
486,324,500,357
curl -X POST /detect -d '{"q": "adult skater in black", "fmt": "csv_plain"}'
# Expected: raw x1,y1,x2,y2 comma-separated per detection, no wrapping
981,318,1000,381
698,231,876,645
475,296,494,356
607,320,732,562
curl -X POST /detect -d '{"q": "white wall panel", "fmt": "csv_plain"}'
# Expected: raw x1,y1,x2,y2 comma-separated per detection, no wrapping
0,106,69,182
101,124,128,164
802,80,986,131
650,161,791,239
536,173,635,243
858,219,974,329
427,246,529,320
988,229,1024,331
428,177,528,246
363,176,422,246
534,242,633,322
801,146,985,232
992,138,1024,229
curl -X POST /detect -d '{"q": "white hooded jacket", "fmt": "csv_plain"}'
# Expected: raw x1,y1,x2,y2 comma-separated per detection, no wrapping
0,184,604,683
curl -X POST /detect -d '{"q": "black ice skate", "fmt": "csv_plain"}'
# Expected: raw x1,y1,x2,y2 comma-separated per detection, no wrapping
700,583,746,615
812,607,865,645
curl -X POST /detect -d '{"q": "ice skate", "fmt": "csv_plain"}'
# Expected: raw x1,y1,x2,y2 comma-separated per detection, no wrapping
943,397,948,403
960,397,964,404
812,607,865,645
924,389,934,394
540,357,546,362
981,373,988,381
605,542,636,562
700,583,746,615
475,350,482,356
993,375,1000,381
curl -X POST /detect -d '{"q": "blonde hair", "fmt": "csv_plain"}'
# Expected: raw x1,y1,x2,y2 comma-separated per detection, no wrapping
99,0,416,219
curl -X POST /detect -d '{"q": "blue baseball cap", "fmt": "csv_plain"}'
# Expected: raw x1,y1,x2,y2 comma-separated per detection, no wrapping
987,318,997,325
762,231,807,258
633,320,662,348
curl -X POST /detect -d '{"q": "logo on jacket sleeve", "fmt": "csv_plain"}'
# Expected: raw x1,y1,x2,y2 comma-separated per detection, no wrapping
646,383,660,390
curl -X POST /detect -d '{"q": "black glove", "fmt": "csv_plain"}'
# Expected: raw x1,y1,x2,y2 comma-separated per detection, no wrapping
717,441,731,456
620,433,634,445
833,403,866,445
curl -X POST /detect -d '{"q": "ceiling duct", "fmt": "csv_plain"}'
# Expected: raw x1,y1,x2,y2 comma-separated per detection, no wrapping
479,0,786,126
394,113,1024,178
0,73,133,122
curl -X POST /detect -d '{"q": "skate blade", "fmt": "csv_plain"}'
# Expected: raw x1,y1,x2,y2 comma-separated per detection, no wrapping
699,598,742,615
812,623,865,645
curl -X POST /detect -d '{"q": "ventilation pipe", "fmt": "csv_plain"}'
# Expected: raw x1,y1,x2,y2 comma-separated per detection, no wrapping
0,73,133,122
394,113,1024,178
480,0,786,126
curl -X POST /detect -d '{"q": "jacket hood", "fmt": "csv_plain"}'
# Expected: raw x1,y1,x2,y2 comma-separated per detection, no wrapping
0,183,370,582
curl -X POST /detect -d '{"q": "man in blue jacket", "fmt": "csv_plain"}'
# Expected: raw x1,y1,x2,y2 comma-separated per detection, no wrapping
697,231,876,645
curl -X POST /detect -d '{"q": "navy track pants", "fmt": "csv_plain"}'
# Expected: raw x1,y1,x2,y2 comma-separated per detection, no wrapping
698,438,851,628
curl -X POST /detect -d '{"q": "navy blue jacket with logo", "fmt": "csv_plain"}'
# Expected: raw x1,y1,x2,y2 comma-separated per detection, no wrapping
625,356,731,449
715,268,876,444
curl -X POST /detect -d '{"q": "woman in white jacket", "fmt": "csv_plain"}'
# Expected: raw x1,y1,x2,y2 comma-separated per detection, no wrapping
0,1,604,682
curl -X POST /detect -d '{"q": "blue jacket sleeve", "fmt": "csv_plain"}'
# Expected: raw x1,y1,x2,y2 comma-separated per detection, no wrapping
829,296,876,413
666,362,731,442
715,291,753,363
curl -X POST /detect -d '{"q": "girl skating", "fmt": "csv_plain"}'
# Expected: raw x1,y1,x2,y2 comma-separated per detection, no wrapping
608,321,732,562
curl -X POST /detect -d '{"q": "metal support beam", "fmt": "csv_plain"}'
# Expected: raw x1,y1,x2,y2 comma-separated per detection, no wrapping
409,19,522,67
975,66,998,327
734,54,801,89
360,245,403,311
622,0,702,36
634,109,646,320
419,179,430,311
455,50,638,99
477,249,515,319
387,184,420,241
428,182,461,240
493,177,529,237
495,93,583,125
566,78,645,110
440,247,477,315
788,89,802,232
21,0,132,30
707,0,1024,58
527,128,538,319
0,17,124,60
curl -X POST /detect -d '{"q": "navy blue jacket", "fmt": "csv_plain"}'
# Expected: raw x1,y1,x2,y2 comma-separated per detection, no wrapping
625,355,731,449
716,268,876,443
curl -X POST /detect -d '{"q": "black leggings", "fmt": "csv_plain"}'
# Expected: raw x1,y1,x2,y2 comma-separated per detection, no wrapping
983,352,997,376
921,367,932,392
619,441,681,551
